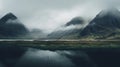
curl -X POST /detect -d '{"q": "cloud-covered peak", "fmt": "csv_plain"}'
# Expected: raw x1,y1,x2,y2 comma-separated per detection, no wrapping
98,7,120,18
0,12,17,24
65,17,84,26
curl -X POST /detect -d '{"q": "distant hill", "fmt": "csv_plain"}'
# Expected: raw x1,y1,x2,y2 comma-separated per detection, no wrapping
65,17,84,26
0,13,29,38
47,17,84,39
29,29,47,38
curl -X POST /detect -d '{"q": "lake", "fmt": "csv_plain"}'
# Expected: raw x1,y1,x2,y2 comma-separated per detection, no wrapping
0,44,120,67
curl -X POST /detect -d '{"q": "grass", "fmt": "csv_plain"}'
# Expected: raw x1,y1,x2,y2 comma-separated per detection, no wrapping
0,40,120,50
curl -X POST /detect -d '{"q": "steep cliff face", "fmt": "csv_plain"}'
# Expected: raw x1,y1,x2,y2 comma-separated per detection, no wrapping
80,8,120,39
0,13,29,38
47,8,120,39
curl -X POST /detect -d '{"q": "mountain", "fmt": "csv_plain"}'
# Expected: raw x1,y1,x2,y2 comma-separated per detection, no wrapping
0,13,29,38
47,17,84,39
29,29,47,38
0,13,17,24
80,8,120,39
65,17,84,26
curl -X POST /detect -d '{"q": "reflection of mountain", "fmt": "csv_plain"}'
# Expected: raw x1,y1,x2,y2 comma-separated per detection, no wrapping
80,8,120,39
48,17,84,39
0,13,29,38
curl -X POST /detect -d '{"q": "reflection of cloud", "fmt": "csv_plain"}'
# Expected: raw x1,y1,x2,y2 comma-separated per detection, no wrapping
57,50,97,67
15,48,96,67
15,48,76,67
0,62,5,67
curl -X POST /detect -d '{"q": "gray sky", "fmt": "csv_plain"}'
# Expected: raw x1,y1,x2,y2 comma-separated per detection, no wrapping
0,0,120,33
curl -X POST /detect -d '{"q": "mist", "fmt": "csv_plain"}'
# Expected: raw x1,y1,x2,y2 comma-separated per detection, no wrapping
0,0,120,33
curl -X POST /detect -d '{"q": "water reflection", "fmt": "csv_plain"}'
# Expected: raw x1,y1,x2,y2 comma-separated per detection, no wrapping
15,48,95,67
0,62,5,67
15,48,75,67
0,45,96,67
0,45,120,67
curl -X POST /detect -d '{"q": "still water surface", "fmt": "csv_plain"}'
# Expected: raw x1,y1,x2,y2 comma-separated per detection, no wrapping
0,45,120,67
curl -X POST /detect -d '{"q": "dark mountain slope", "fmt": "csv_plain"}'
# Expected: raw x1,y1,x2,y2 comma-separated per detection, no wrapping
0,13,29,38
80,8,120,39
65,17,84,26
0,13,17,24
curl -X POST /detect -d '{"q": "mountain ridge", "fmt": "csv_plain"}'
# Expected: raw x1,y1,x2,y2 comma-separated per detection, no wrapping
80,8,120,39
0,12,29,38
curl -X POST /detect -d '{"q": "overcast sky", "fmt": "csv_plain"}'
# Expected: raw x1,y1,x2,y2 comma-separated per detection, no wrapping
0,0,120,33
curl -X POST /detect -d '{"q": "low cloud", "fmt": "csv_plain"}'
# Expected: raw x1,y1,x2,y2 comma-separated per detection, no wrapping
0,0,120,33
